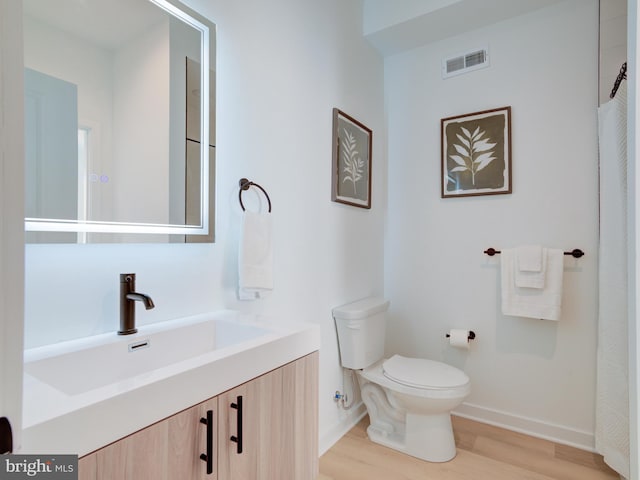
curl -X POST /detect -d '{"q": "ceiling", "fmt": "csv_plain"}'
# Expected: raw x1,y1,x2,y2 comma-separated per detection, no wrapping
362,0,568,56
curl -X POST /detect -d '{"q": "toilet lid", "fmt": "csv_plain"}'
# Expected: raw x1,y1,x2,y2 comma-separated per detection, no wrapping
382,355,469,389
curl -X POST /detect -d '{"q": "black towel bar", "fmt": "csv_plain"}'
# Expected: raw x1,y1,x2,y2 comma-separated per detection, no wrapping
238,178,272,212
484,247,584,258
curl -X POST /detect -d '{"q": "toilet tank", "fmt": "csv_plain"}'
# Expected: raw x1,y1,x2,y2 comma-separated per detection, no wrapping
332,297,390,369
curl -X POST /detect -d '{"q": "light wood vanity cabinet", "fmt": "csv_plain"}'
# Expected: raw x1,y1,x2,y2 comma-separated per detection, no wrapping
78,352,318,480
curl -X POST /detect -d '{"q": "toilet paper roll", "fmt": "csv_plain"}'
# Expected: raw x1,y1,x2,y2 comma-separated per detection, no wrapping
448,329,471,349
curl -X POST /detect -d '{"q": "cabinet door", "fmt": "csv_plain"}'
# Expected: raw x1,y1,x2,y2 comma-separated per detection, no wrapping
78,454,97,480
90,396,217,480
217,380,259,479
266,352,318,479
285,351,319,479
95,417,169,479
218,352,318,480
168,396,218,480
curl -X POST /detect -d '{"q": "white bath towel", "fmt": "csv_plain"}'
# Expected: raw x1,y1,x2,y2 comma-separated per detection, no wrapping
515,245,546,289
238,211,273,300
501,248,564,321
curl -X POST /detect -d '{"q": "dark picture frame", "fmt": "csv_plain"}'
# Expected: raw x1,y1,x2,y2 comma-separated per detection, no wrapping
332,108,372,209
441,106,512,198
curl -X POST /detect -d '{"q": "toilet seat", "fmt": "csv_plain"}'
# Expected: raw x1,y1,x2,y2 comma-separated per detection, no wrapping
382,355,469,390
360,357,470,400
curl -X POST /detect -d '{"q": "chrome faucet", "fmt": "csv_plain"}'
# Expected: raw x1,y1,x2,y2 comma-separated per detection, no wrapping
119,273,155,335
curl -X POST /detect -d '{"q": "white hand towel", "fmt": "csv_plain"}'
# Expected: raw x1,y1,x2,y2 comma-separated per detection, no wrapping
501,248,564,321
238,211,273,300
515,245,546,289
517,245,543,271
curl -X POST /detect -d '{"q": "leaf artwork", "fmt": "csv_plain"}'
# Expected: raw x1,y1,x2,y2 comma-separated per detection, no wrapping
449,126,496,186
341,128,364,195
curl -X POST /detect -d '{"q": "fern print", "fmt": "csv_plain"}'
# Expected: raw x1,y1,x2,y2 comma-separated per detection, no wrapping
448,126,496,186
341,128,364,195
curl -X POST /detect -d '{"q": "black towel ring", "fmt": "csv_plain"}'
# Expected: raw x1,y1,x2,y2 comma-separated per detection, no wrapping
238,178,272,212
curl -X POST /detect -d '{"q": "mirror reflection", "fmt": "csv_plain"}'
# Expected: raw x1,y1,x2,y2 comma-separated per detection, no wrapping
23,0,215,243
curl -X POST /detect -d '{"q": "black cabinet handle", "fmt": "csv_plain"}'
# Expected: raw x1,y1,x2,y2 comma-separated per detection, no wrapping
0,417,12,454
230,396,243,454
200,410,214,475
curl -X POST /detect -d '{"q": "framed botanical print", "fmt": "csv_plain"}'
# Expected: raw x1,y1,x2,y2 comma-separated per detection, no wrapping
441,106,511,198
332,108,372,209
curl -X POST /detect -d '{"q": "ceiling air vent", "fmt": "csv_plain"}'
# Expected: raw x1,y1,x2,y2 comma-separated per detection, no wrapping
442,47,489,79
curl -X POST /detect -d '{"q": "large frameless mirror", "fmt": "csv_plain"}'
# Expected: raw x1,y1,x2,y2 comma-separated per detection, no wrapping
23,0,215,243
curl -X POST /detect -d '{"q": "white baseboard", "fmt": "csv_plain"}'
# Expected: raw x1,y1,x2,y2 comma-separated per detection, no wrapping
453,402,596,452
319,402,367,456
319,401,596,456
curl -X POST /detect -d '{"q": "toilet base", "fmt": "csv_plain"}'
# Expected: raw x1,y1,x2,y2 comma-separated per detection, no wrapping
357,370,464,463
366,412,457,463
405,412,457,462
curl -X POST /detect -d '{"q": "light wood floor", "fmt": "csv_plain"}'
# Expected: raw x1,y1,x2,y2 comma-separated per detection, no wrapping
319,416,619,480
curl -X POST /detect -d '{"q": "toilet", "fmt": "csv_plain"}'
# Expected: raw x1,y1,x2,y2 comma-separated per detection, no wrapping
333,297,470,462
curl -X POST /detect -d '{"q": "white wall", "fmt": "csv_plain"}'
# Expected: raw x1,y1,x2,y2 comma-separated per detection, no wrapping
23,0,385,454
384,0,600,449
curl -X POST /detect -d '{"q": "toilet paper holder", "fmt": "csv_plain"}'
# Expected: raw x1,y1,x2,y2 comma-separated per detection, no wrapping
445,331,476,340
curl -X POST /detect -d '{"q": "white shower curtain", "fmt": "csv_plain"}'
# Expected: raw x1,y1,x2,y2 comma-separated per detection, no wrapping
596,80,629,479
